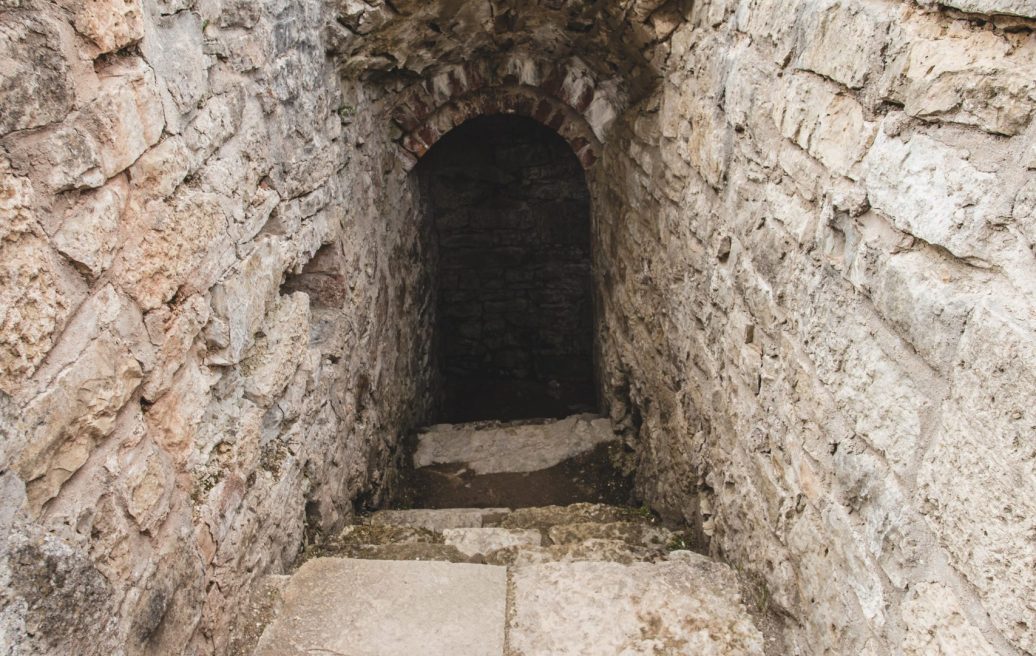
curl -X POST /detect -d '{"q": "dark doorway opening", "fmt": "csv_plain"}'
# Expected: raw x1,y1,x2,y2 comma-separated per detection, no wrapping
418,115,597,423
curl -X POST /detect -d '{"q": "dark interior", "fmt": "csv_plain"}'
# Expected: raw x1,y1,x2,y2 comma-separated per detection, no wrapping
418,115,597,423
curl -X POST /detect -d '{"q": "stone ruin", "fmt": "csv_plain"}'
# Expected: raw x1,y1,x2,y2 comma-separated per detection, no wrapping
1,0,1034,654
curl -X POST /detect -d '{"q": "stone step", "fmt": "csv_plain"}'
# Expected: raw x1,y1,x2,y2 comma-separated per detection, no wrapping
368,507,511,530
508,553,765,655
253,558,507,656
252,552,765,656
309,504,689,572
404,414,633,508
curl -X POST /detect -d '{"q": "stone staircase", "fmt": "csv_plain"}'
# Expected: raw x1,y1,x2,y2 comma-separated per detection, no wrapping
240,416,766,655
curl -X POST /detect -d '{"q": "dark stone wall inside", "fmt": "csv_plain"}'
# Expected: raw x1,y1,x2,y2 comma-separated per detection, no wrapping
418,115,596,422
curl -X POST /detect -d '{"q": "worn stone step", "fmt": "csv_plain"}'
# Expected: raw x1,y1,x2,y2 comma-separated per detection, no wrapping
415,414,617,474
507,553,765,655
253,558,507,656
368,507,511,530
441,527,542,558
406,414,633,508
497,502,650,530
546,520,675,549
485,538,662,566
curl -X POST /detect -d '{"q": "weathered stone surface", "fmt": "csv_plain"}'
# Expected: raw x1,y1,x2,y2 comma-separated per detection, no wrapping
886,20,1036,136
546,521,674,549
241,293,310,408
916,301,1036,652
0,11,75,135
498,503,644,530
51,175,128,278
112,191,229,310
487,538,661,566
369,508,511,531
794,0,890,89
15,286,150,514
863,131,1006,263
508,556,764,655
206,238,288,365
0,234,87,395
140,8,208,127
441,527,541,557
253,558,507,656
901,582,999,656
74,0,144,54
772,74,876,177
415,415,618,474
940,0,1036,19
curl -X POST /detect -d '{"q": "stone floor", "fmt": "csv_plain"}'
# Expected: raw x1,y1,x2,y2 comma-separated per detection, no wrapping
245,416,766,655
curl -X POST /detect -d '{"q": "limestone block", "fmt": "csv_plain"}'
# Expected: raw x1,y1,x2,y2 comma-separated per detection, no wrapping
0,235,87,395
734,0,802,64
52,175,129,278
508,556,764,655
118,439,174,534
145,356,214,462
414,414,618,474
242,293,311,408
783,503,888,648
441,527,541,557
208,238,290,365
916,300,1036,653
490,538,661,566
74,0,145,54
547,521,674,549
887,22,1036,136
0,11,75,135
800,280,934,477
901,582,998,656
794,0,891,90
112,191,229,310
940,0,1036,18
140,8,209,128
369,508,512,531
846,244,974,370
772,74,876,177
141,294,210,401
182,91,246,164
15,287,150,514
863,131,1006,264
75,57,166,180
129,136,190,200
254,558,507,656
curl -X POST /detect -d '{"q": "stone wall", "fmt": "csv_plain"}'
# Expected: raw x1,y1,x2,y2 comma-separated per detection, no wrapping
594,1,1036,654
0,1,435,653
420,115,595,422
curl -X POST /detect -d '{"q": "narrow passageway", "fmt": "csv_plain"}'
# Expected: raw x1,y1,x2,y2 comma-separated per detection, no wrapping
417,116,597,423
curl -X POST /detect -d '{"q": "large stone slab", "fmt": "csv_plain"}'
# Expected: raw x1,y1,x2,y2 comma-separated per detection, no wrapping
508,554,764,655
415,414,617,474
254,558,507,656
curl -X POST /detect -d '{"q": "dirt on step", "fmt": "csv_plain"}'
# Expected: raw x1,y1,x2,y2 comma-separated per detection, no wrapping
401,441,635,509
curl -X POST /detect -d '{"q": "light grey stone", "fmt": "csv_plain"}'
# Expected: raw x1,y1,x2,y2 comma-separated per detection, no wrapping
508,557,765,655
415,414,618,474
253,558,507,656
441,527,541,557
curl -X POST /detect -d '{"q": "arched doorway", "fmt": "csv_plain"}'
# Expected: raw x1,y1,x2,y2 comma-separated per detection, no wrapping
416,115,597,423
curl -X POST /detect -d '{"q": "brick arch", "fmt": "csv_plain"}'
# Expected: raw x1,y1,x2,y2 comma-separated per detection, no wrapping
389,57,623,171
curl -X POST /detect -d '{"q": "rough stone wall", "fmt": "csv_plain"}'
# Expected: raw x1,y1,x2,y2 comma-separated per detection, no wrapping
421,116,595,422
595,1,1036,655
0,1,434,654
